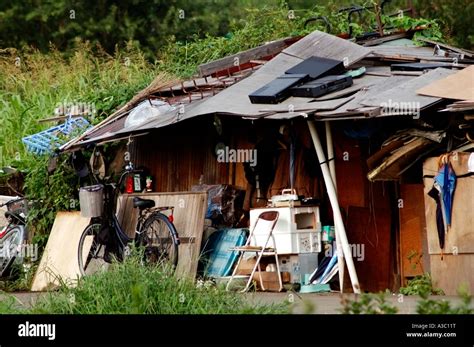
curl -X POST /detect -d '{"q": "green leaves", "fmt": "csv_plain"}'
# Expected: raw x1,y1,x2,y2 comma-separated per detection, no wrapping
416,285,473,314
23,155,77,237
399,273,444,296
341,292,399,314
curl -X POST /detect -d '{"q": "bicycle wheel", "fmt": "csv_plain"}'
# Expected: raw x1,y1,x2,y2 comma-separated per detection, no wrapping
78,223,108,276
136,212,178,268
0,226,24,277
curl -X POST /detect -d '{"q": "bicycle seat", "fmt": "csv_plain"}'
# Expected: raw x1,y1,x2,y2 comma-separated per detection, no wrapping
133,197,155,209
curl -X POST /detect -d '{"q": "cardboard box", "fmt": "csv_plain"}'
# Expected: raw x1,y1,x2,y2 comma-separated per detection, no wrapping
235,256,275,275
252,271,291,291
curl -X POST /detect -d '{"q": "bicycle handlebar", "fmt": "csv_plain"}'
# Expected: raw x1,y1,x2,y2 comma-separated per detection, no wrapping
0,197,25,208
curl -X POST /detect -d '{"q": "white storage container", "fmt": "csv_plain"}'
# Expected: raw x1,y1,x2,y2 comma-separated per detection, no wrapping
249,206,321,254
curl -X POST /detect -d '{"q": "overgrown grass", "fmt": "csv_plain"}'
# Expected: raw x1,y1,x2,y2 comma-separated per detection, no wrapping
0,253,289,314
0,42,165,241
0,263,38,292
0,42,158,165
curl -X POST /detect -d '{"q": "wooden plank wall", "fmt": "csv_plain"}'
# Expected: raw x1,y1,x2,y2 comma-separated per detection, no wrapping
399,184,427,283
332,128,393,292
131,117,244,192
131,117,323,207
116,192,207,279
334,132,367,208
423,154,474,254
423,153,474,295
430,254,474,295
346,206,392,293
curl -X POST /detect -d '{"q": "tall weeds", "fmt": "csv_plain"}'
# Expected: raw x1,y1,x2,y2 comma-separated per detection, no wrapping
28,253,288,314
0,42,158,165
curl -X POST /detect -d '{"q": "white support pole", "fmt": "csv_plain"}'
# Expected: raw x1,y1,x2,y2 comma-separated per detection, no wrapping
325,122,337,190
308,120,361,294
325,121,346,293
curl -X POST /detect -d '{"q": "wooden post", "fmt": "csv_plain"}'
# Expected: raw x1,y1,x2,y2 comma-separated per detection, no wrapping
308,120,361,294
374,0,384,37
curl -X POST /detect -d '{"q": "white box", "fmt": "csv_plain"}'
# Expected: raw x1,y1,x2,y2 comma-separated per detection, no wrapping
249,206,321,254
278,253,319,284
279,255,300,283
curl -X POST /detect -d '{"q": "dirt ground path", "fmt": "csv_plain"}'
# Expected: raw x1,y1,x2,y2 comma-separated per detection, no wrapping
2,290,471,314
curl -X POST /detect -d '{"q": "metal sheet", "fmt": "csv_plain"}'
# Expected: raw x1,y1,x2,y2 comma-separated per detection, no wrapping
282,30,372,66
361,68,457,110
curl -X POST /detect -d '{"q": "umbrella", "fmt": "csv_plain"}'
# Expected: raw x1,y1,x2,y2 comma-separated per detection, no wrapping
427,184,445,249
428,156,457,250
434,161,456,228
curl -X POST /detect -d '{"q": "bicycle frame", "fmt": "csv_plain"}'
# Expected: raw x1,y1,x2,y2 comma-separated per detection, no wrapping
100,165,178,252
86,159,180,266
102,177,134,251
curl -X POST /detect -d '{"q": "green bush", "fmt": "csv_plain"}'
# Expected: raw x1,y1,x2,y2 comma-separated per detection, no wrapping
416,285,473,314
399,273,444,296
413,0,474,49
159,4,312,77
340,292,399,314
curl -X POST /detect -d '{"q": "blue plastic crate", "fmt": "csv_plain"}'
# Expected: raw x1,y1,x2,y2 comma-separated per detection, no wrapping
22,117,91,155
204,228,248,278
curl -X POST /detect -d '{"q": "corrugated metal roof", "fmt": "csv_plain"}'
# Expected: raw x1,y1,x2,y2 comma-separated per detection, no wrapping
66,30,472,149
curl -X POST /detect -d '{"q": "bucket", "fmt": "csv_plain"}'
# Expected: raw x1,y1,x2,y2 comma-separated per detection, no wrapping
79,184,104,218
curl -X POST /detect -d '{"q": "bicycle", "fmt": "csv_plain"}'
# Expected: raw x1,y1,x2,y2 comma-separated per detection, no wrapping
0,197,28,277
77,163,180,276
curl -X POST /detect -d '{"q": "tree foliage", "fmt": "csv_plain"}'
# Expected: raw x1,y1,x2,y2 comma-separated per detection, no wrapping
0,0,471,57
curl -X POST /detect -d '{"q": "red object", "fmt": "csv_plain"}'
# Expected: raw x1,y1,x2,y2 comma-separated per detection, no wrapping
125,175,134,194
168,214,174,223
